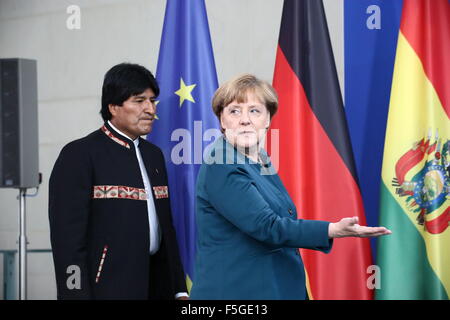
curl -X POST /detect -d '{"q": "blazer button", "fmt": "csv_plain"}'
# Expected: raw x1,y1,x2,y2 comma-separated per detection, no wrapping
288,209,293,215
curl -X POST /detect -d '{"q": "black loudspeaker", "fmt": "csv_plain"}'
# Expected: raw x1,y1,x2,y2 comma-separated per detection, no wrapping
0,58,39,188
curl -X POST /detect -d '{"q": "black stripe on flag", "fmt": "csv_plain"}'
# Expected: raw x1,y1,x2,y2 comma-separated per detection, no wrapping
277,0,359,182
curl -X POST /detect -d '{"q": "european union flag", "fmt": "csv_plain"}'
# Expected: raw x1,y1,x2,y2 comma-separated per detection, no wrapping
148,0,219,290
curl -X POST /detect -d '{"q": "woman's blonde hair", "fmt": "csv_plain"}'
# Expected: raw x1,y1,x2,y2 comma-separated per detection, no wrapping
212,74,278,119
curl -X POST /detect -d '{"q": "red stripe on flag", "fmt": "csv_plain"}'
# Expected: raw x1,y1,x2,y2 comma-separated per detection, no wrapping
269,46,373,299
425,208,450,234
400,0,450,117
395,139,426,185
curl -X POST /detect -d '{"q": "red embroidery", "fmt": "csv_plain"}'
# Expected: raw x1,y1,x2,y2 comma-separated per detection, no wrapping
95,245,108,283
93,185,147,201
153,186,169,199
101,125,130,149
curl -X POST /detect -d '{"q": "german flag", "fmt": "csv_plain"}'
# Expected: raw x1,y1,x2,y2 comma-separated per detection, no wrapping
267,0,373,299
376,0,450,299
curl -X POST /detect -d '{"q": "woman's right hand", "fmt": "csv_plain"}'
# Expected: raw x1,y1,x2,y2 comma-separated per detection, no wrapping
328,216,392,238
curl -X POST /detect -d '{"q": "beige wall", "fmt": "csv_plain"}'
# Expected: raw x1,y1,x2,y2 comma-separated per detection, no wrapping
0,0,343,299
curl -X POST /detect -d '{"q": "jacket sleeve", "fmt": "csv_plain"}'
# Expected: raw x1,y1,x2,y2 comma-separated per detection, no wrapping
48,141,93,299
204,163,332,252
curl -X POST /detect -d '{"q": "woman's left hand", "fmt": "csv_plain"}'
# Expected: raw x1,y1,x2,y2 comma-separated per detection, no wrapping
328,216,392,238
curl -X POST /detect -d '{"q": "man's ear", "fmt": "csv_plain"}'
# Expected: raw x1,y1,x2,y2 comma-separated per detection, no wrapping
109,104,118,117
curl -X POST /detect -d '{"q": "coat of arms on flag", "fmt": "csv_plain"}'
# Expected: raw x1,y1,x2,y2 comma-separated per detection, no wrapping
392,133,450,235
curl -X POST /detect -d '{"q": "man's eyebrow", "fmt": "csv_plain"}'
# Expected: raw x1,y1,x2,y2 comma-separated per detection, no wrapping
132,95,156,99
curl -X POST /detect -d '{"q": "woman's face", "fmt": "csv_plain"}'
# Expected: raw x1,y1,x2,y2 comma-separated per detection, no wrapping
220,91,270,150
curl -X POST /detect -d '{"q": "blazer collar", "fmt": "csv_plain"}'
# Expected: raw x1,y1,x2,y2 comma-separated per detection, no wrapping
215,135,274,171
101,121,137,150
101,122,160,179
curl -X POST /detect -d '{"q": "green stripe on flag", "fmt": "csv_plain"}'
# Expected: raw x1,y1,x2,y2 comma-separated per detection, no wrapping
376,182,448,299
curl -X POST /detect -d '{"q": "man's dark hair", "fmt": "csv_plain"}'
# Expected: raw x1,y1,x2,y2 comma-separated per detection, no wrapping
100,63,159,121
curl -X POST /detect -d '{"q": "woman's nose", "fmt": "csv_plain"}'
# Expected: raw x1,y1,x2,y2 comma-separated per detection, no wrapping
239,111,251,124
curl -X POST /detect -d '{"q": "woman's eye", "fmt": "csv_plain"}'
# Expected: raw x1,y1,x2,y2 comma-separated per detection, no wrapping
250,108,261,113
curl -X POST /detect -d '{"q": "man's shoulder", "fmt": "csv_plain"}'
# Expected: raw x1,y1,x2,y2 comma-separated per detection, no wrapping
51,129,103,173
60,129,103,155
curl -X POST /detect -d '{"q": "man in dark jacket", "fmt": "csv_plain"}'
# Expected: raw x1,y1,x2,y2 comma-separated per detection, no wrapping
49,63,188,299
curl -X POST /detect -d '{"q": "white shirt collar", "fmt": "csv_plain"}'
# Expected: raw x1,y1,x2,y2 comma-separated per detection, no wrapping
108,121,139,148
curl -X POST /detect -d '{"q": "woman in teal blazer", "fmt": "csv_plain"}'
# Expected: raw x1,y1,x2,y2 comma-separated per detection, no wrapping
190,74,391,300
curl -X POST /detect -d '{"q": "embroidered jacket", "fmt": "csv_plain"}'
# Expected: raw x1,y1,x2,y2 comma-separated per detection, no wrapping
49,122,187,299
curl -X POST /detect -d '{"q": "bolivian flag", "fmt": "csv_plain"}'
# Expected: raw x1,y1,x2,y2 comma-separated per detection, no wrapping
376,0,450,299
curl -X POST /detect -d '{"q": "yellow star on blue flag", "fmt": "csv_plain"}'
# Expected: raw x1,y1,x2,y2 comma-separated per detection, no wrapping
175,78,196,107
148,0,219,287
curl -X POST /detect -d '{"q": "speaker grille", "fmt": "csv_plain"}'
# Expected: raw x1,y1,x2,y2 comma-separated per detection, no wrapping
1,60,20,186
0,58,38,188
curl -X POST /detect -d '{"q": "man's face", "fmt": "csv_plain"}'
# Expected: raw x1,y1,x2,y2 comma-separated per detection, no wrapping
109,88,156,140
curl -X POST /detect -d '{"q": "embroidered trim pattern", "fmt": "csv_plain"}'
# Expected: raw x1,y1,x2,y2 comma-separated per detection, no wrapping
101,125,130,149
153,186,169,199
93,185,148,201
95,245,108,283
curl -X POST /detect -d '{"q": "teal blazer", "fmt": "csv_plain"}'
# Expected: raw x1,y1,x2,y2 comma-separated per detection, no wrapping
190,137,333,300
